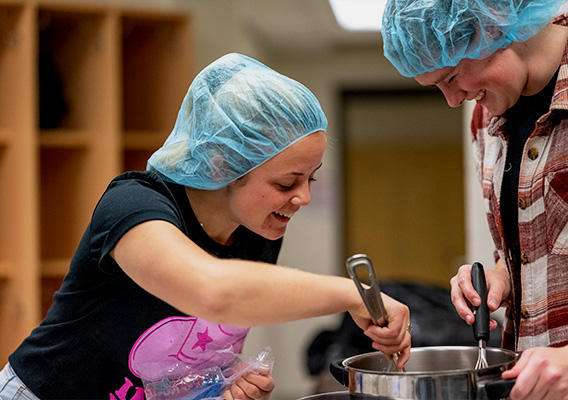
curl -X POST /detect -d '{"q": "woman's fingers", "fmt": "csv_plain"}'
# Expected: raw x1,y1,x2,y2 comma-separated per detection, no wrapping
229,372,274,400
450,264,477,324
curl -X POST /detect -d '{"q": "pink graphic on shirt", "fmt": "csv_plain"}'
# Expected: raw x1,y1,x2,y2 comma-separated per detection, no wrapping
192,327,213,351
128,316,249,382
110,377,145,400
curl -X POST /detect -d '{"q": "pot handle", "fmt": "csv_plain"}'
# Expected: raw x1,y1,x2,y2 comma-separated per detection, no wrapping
329,359,348,387
485,378,516,400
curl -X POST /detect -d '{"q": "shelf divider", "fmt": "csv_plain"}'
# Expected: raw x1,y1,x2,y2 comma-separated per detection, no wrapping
42,259,72,277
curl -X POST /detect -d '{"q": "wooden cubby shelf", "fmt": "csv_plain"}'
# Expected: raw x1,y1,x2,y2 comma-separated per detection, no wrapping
0,0,192,363
42,259,73,278
39,130,92,148
124,130,169,150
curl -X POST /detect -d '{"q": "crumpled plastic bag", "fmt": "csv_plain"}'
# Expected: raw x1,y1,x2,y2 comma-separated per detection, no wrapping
142,347,274,400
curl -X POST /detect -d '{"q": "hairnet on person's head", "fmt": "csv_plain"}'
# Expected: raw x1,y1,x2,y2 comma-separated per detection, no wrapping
147,53,328,190
382,0,565,77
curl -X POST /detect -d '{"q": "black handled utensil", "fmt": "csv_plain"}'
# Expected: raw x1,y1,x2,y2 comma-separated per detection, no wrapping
471,262,490,369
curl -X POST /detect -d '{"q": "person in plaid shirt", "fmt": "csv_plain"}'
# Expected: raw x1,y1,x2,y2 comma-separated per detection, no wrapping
382,0,568,398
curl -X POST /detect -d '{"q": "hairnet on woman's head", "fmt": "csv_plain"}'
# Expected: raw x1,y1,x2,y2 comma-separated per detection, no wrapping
382,0,565,77
147,53,327,190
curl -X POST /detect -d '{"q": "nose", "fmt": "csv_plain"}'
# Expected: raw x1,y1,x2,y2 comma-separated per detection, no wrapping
440,86,467,108
290,182,311,206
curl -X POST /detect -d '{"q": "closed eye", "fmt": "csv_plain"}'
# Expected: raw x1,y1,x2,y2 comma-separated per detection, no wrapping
278,177,317,190
277,163,322,190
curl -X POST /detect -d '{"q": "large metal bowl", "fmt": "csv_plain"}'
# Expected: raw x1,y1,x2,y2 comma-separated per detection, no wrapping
297,392,388,400
330,346,517,400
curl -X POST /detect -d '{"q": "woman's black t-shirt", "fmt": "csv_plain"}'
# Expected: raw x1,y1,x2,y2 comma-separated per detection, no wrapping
9,171,282,399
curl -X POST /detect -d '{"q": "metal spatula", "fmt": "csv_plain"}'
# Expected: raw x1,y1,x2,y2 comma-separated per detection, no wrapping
471,262,490,370
346,253,402,372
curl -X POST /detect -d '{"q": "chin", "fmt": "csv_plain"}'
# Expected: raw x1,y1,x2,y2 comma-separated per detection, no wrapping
483,102,507,116
267,231,286,241
493,106,509,116
252,227,286,241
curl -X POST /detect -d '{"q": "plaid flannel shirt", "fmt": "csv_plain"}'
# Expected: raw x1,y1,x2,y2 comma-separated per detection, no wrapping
471,14,568,351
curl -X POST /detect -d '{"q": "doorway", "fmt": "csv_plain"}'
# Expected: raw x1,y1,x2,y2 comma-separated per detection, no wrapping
342,89,464,288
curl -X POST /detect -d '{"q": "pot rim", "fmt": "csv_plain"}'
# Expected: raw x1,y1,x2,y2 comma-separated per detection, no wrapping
341,346,518,376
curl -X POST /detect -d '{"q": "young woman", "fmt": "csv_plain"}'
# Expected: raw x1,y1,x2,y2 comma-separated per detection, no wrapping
382,1,568,399
0,53,411,400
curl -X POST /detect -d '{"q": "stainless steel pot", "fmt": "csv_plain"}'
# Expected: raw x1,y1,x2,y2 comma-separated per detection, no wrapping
330,346,517,400
297,391,389,400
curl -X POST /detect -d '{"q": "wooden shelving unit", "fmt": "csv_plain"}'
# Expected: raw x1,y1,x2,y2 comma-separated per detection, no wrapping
0,0,192,363
121,11,189,171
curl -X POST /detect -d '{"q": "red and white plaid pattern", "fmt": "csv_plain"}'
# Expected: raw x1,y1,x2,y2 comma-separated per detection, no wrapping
471,14,568,352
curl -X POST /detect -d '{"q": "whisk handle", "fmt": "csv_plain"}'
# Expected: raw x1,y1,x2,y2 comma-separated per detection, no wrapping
471,262,490,342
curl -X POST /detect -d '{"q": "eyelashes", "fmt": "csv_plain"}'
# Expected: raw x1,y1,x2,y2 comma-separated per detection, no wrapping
278,177,317,191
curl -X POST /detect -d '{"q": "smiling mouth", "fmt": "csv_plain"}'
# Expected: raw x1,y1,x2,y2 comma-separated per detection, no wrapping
273,211,294,221
474,89,486,101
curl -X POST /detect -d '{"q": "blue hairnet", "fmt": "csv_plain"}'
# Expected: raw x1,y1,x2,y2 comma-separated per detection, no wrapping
382,0,565,77
147,53,327,189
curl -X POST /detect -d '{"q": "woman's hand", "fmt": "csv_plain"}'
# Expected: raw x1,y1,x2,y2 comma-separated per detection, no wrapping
502,345,568,400
224,371,274,400
449,260,511,329
349,293,411,369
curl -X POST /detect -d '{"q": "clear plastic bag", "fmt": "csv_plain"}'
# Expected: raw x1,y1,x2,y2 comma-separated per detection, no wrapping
142,347,274,400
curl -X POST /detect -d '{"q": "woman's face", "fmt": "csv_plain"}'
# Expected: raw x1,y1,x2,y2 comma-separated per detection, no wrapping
226,130,327,240
414,48,529,116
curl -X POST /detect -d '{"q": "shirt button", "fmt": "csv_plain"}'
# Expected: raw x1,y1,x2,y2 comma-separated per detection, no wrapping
520,307,530,319
518,198,527,209
520,253,529,264
527,148,539,160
